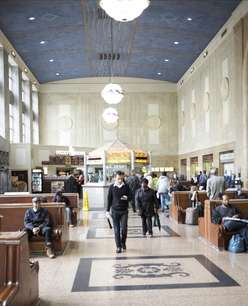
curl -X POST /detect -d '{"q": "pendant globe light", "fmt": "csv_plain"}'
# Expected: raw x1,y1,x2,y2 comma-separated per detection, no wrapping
102,107,119,124
101,19,124,105
99,0,150,22
101,83,124,105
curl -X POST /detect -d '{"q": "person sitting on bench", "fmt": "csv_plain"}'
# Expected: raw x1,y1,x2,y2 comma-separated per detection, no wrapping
53,190,74,227
24,197,55,259
211,194,247,232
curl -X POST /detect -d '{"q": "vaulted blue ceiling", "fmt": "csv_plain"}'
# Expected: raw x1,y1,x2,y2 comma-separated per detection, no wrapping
0,0,241,83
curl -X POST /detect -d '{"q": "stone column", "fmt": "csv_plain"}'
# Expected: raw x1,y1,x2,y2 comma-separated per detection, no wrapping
0,48,9,140
233,14,248,188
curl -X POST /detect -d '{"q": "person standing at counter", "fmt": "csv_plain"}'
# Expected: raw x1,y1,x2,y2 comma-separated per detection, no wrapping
106,171,132,253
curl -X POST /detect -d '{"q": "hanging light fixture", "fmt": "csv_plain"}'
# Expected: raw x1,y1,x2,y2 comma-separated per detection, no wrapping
99,0,150,22
101,18,124,104
101,83,124,104
102,107,119,124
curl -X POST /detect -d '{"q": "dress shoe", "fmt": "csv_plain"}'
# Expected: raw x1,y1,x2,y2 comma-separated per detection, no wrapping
116,247,122,253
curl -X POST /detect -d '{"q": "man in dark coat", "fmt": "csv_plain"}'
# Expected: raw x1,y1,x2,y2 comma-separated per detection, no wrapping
106,171,132,253
126,170,140,212
24,197,55,258
136,178,160,237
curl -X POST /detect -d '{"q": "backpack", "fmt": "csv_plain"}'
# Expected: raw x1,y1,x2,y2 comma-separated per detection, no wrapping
228,234,246,253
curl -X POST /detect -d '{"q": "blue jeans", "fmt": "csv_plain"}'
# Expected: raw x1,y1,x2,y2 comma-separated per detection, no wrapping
65,207,72,225
160,192,170,210
25,226,53,246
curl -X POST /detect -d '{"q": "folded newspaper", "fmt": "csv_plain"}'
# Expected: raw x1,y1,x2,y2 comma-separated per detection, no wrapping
224,217,248,224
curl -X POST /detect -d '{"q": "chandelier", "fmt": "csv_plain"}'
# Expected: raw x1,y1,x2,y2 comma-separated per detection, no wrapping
101,83,124,104
102,107,119,124
99,0,150,22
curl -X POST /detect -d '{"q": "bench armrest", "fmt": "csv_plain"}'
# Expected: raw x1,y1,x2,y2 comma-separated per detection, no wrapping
0,284,18,306
53,225,64,237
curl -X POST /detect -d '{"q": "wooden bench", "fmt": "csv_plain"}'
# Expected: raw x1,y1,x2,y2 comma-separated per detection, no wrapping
0,193,79,226
199,199,248,249
0,203,69,255
170,190,247,225
170,191,208,224
0,231,39,306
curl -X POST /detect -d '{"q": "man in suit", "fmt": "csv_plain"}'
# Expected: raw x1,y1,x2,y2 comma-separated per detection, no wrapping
206,168,225,200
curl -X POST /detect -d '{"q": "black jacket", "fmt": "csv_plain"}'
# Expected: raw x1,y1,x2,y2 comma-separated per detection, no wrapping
107,183,131,212
24,207,50,230
126,175,140,193
135,187,159,217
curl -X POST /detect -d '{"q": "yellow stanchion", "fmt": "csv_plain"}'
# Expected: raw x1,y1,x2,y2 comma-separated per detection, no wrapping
83,191,89,212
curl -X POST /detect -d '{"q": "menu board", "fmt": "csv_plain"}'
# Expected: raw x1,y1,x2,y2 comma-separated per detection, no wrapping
107,151,131,164
45,154,84,165
135,151,149,164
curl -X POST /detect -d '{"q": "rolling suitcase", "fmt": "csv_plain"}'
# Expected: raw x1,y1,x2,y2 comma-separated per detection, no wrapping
185,204,199,225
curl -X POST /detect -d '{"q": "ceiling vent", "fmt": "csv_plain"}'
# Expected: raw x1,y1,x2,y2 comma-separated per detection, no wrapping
221,28,227,38
99,53,121,60
97,8,110,19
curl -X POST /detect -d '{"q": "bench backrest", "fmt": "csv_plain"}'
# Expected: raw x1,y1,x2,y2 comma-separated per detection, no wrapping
172,191,208,208
0,193,79,208
0,203,66,232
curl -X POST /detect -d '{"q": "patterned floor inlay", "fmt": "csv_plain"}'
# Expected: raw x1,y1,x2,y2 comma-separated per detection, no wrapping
86,225,179,239
72,255,239,292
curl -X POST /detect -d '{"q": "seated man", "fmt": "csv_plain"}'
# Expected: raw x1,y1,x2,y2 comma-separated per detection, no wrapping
24,197,55,259
53,190,74,227
212,194,245,231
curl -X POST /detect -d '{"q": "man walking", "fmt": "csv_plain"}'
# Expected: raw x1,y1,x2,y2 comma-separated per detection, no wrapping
136,178,159,237
106,171,131,253
157,172,170,212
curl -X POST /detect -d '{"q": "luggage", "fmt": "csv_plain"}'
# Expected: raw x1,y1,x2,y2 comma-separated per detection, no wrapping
228,234,246,253
185,207,199,225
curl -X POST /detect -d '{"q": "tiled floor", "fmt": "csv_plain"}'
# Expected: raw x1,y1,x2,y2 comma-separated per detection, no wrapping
37,211,248,306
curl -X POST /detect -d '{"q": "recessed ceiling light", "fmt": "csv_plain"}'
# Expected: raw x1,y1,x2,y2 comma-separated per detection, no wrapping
29,16,36,21
157,72,162,75
49,59,54,62
24,68,28,73
187,17,192,21
40,40,46,45
56,72,60,76
174,41,179,45
164,59,169,62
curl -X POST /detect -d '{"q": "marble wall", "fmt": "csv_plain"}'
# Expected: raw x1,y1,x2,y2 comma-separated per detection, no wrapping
177,7,248,183
39,78,178,168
